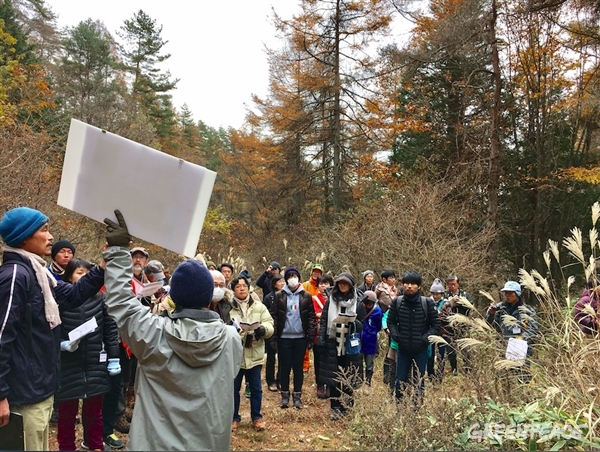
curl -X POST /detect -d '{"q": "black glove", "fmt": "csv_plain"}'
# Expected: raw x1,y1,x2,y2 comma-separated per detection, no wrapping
254,325,266,340
104,210,131,247
307,342,314,350
269,340,278,352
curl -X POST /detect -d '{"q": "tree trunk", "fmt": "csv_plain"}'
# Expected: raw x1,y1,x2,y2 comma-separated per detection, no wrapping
332,0,342,220
487,0,502,260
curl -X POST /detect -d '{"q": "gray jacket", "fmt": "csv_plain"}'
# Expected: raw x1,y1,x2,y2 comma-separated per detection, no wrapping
103,247,243,451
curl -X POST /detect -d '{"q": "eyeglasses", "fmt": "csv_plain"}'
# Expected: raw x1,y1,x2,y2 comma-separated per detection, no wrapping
214,283,226,289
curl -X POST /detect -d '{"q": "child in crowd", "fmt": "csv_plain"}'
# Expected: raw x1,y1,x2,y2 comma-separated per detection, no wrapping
359,290,383,385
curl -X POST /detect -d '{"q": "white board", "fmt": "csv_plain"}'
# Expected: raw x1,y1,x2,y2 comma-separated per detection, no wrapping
58,119,217,257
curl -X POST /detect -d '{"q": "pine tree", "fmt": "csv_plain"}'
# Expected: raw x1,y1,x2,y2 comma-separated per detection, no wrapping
118,9,178,142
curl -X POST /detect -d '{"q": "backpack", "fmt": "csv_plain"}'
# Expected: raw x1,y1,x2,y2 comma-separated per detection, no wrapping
394,295,430,323
1,259,36,358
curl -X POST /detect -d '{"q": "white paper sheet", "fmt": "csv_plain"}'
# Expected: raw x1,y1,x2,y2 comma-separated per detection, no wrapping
505,337,528,360
58,119,217,257
68,316,98,342
136,281,165,298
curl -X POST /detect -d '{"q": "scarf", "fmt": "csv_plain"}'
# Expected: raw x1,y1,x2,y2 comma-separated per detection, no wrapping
4,246,61,329
234,294,250,320
403,289,421,305
326,288,357,339
50,261,65,276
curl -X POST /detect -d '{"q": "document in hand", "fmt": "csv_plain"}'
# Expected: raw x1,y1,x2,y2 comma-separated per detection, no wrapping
505,337,528,360
135,281,165,298
58,119,217,257
332,313,357,324
68,316,98,342
239,321,260,332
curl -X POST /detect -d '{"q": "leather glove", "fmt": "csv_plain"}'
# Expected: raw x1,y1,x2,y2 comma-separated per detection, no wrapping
307,342,314,350
103,209,131,247
269,340,278,352
60,339,80,352
107,358,121,376
254,325,266,340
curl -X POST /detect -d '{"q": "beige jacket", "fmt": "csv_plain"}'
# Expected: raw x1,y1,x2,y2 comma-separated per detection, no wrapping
229,297,274,369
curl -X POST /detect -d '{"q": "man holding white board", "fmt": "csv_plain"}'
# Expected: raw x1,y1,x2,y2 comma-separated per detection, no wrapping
102,210,242,450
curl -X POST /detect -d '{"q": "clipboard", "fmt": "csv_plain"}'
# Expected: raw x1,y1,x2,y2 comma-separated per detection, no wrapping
0,412,25,450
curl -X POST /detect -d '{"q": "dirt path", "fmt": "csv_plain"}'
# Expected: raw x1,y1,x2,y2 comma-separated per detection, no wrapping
48,367,358,451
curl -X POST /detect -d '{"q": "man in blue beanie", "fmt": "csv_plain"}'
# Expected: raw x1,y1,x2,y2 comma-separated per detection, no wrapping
0,207,106,450
102,210,243,450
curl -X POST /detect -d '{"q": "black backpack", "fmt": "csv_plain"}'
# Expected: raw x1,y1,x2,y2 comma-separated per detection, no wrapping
394,295,431,323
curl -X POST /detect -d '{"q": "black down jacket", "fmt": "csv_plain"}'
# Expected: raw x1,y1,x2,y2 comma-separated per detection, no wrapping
316,292,366,388
57,292,119,401
387,292,441,355
270,289,316,340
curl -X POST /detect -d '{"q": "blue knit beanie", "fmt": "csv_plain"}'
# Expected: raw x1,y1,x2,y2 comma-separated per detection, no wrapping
0,207,49,247
169,259,214,309
284,267,301,281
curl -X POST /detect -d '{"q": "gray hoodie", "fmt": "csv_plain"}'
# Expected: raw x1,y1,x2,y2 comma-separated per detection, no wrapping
103,247,243,451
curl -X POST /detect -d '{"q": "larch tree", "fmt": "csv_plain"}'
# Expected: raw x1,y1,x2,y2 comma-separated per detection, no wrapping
254,0,394,222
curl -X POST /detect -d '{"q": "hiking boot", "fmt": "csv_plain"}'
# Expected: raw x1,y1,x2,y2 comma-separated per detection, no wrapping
231,420,239,432
253,419,265,431
451,368,458,376
114,416,130,434
330,408,343,420
81,441,109,451
104,434,124,450
280,391,290,408
292,392,302,409
244,383,251,398
316,385,327,399
268,383,278,392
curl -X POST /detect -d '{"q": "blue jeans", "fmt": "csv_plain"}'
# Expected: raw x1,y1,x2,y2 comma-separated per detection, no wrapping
233,365,263,422
395,347,429,400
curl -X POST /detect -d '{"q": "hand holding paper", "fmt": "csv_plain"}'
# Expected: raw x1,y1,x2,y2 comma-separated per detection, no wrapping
60,339,80,352
332,314,356,324
239,321,260,333
107,358,121,376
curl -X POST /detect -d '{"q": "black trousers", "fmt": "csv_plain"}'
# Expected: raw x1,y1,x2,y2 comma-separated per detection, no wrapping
265,339,279,385
278,338,307,392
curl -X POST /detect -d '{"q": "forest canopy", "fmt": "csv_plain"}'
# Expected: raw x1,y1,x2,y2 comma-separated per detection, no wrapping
2,0,600,290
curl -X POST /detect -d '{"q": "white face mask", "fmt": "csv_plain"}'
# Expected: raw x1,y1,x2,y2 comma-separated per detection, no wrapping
287,277,299,289
212,287,225,302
